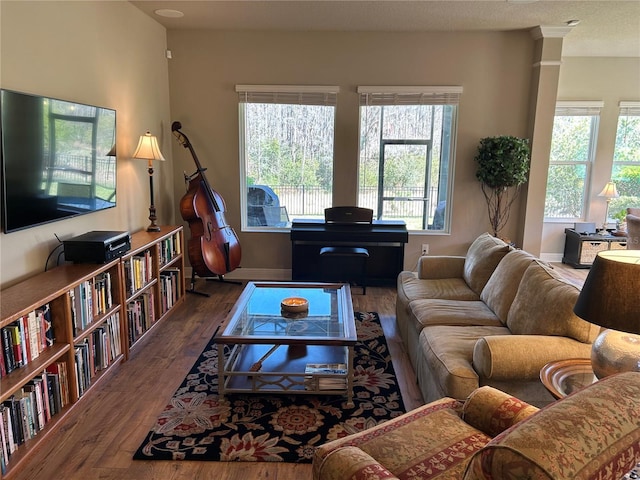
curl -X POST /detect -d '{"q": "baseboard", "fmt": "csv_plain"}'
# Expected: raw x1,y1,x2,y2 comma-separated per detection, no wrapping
185,267,291,282
540,253,563,263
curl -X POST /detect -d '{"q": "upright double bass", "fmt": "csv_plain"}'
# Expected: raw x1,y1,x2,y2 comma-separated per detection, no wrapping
171,121,241,279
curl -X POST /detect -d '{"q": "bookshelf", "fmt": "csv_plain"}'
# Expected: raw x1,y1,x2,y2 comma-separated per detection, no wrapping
121,226,185,350
0,225,184,477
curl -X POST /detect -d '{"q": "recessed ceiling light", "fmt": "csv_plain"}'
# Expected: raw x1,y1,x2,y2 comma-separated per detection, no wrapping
154,9,184,18
566,19,581,27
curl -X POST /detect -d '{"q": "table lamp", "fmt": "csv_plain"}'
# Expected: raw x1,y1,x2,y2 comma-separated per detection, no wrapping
133,131,165,232
597,181,619,232
573,250,640,379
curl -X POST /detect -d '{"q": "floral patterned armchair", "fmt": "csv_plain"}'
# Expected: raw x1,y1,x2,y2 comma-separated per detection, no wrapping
312,372,640,480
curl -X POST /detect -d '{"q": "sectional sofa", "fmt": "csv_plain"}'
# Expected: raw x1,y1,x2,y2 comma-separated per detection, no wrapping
396,233,599,406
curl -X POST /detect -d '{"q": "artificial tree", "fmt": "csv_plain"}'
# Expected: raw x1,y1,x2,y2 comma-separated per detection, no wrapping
475,136,531,238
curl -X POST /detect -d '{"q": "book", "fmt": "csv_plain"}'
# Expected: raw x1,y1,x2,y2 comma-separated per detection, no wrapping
304,363,347,390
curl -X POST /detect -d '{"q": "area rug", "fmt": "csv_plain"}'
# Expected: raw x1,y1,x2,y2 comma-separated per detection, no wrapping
133,311,406,463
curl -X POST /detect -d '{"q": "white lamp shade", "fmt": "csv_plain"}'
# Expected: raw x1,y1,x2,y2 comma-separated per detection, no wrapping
133,131,165,161
598,181,619,199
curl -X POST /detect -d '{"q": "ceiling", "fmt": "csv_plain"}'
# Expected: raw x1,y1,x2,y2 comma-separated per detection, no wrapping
130,0,640,57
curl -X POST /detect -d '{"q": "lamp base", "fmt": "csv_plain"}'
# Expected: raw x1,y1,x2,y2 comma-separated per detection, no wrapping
591,329,640,379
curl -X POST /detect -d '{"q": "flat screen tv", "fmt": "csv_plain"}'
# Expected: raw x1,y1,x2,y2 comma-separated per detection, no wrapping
1,89,116,233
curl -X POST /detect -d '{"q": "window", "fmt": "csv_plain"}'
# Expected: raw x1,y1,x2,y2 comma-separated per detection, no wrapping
357,86,461,232
544,102,602,219
237,85,339,229
610,102,640,221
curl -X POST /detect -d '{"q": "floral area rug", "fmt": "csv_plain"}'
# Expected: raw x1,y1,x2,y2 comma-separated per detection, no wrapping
133,311,406,463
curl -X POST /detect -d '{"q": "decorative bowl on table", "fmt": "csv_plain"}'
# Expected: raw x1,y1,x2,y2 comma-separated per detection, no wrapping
281,297,309,315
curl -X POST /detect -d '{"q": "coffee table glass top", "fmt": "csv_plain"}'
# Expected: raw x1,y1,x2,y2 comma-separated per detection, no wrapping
219,282,356,343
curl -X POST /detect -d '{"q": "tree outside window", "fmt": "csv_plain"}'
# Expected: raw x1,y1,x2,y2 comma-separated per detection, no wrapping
237,86,338,229
544,103,601,219
610,102,640,223
357,87,461,232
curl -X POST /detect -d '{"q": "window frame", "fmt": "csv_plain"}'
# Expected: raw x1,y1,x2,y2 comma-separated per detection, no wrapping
356,86,462,233
236,84,339,231
544,101,603,222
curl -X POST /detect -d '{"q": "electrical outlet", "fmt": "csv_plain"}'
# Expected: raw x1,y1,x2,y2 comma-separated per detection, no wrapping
421,244,429,255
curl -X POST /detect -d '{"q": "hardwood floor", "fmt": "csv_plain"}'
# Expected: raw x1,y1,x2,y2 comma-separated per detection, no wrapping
10,282,420,480
10,263,585,480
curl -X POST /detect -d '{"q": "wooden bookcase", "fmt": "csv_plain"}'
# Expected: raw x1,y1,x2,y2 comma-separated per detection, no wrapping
121,225,186,350
0,225,184,477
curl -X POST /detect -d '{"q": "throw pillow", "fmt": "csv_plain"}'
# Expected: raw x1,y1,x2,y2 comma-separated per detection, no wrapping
463,233,511,295
506,261,598,343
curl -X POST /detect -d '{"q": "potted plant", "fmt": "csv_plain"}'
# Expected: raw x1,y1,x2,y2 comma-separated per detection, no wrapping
475,136,531,238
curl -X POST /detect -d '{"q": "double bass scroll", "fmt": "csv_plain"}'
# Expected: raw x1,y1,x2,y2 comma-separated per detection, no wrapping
172,121,242,280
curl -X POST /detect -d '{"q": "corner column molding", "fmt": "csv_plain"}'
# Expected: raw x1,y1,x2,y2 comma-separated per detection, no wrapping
518,25,573,256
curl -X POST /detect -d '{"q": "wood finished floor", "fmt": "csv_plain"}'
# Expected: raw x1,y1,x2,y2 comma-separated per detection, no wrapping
10,263,586,480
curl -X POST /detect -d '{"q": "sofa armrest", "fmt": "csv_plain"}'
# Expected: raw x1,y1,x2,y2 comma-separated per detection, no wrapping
462,386,539,438
417,255,466,279
472,335,592,381
463,372,640,480
313,446,399,480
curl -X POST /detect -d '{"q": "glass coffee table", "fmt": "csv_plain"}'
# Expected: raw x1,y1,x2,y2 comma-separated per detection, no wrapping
216,281,357,406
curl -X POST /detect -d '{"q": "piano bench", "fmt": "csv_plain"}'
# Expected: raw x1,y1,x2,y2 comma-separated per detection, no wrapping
319,246,369,295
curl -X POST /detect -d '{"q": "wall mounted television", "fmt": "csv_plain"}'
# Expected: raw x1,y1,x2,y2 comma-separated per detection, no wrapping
1,89,117,233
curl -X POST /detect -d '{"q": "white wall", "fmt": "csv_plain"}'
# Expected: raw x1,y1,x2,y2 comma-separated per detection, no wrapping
166,29,536,275
0,1,172,287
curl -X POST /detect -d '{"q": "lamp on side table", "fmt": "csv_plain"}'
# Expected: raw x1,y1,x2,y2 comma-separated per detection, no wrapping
573,250,640,379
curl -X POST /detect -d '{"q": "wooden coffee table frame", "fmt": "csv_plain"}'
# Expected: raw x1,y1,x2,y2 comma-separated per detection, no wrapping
216,281,357,406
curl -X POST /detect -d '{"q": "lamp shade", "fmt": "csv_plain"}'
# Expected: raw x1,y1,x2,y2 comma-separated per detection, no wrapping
132,131,165,161
573,250,640,334
597,181,619,199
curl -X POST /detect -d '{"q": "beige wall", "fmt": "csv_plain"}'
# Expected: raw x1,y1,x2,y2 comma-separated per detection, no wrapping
0,1,172,287
541,57,640,259
166,29,535,276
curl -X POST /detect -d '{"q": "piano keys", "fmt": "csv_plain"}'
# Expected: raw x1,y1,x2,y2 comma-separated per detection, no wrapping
290,218,408,286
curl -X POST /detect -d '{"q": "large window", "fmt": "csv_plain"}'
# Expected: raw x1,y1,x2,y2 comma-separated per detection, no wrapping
544,102,602,219
610,102,640,221
357,87,461,232
237,85,338,229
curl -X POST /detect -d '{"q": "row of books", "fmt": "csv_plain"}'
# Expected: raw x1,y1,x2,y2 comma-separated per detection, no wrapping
126,292,155,347
69,272,113,336
0,305,54,378
159,234,181,266
74,313,122,399
304,363,348,391
159,269,181,315
124,251,154,296
0,362,69,474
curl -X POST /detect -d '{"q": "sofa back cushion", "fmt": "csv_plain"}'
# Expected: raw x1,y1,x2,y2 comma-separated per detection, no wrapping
480,249,535,324
463,372,640,480
506,261,599,343
463,233,511,295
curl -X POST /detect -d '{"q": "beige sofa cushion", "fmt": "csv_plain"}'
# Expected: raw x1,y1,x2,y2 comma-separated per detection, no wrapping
480,249,535,324
463,233,511,295
400,272,480,302
420,325,510,401
506,261,599,343
409,300,502,328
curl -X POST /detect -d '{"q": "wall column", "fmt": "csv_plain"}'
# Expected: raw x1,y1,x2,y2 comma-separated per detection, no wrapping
519,26,572,255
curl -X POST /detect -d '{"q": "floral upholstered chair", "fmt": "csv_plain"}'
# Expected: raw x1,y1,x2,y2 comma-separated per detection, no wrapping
312,372,640,480
627,207,640,250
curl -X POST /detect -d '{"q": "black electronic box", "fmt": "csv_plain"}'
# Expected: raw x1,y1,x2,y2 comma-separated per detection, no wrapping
64,230,131,264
